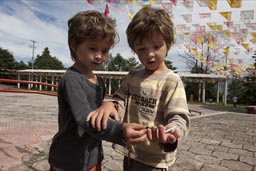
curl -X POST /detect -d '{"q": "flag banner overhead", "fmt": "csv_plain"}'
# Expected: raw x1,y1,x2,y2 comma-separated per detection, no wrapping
85,0,255,78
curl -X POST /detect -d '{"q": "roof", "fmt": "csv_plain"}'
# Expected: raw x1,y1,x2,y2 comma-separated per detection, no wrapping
17,69,226,79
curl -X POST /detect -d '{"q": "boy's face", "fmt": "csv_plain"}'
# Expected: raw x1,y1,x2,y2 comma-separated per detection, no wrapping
134,33,168,74
72,38,111,73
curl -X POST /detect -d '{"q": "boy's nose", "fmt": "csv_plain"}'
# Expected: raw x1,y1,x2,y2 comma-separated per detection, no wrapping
94,53,103,60
148,51,155,58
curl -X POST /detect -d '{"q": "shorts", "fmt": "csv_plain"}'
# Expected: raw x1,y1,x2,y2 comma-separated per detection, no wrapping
49,163,101,171
123,156,176,171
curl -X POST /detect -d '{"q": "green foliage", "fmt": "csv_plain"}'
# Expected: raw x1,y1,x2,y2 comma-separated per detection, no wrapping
165,60,176,71
228,79,256,105
242,82,256,105
228,80,245,98
108,53,129,71
185,82,199,101
0,47,28,70
128,57,140,70
0,47,15,69
33,47,64,69
14,61,28,70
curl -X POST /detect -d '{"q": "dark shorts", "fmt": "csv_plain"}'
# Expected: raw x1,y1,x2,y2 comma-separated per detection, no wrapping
123,156,176,171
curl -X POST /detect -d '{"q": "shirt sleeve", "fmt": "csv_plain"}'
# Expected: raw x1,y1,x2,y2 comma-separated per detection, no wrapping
60,74,125,145
164,77,190,141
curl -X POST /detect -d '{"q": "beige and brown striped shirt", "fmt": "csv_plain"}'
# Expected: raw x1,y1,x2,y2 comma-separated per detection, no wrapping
113,69,190,169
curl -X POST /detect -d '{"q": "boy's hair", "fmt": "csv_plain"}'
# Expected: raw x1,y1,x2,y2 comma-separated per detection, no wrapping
126,7,174,52
68,10,118,61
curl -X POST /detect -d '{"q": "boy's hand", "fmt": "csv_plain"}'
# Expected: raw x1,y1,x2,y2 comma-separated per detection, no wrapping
123,123,147,145
147,125,180,144
86,101,119,131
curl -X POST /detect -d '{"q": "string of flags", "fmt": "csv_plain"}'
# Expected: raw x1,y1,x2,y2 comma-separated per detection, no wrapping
86,0,256,79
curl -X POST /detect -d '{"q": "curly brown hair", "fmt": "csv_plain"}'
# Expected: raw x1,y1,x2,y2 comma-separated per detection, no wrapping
68,10,119,61
126,7,174,53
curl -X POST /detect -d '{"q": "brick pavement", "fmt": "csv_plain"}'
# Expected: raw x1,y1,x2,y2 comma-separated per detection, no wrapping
0,91,255,171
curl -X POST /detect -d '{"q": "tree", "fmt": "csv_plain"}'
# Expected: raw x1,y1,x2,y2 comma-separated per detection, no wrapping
108,53,129,71
33,47,64,69
165,59,177,71
14,61,28,70
0,47,15,69
127,57,141,70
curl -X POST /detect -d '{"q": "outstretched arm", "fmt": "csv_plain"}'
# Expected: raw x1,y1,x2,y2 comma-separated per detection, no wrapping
86,101,119,131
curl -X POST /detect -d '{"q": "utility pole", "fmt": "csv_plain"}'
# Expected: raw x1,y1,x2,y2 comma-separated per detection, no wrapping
29,40,37,90
30,40,37,70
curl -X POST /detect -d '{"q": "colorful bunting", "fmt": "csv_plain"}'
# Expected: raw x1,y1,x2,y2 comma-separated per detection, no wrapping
199,13,211,19
196,0,209,7
208,0,217,10
181,14,192,23
85,0,256,78
220,11,232,21
104,4,110,16
227,0,242,8
224,21,233,29
240,10,254,21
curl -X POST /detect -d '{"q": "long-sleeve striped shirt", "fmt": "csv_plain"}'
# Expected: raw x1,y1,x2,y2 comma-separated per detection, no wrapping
113,69,190,169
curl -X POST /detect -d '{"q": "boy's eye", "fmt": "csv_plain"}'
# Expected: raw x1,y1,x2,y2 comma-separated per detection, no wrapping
153,43,163,49
89,47,97,52
102,49,109,55
136,47,145,52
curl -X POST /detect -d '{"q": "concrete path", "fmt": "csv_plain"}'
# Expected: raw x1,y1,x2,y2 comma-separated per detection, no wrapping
0,92,255,171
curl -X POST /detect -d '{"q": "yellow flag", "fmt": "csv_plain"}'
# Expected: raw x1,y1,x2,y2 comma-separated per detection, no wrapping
206,43,215,47
192,47,199,56
251,32,256,38
241,43,249,50
149,0,154,4
183,31,190,35
227,0,242,8
196,37,204,43
141,4,151,8
126,0,138,2
228,58,233,63
223,47,230,56
250,39,256,44
220,12,232,21
128,13,133,20
224,30,231,37
216,25,223,32
199,56,204,62
208,0,217,10
207,22,217,30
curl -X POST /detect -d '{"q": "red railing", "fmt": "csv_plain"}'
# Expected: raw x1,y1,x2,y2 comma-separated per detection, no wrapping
0,78,112,97
0,78,57,96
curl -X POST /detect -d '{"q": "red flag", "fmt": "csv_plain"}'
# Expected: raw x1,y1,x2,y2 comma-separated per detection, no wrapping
87,0,93,4
104,4,109,17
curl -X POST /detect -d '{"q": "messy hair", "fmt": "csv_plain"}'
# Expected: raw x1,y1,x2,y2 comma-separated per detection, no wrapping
68,10,119,61
126,7,174,52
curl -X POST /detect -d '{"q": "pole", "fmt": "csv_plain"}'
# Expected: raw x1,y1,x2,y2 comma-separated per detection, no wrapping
30,40,37,70
30,40,37,89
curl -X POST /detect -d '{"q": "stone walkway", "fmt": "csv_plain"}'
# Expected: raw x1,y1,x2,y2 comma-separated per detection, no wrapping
0,91,255,171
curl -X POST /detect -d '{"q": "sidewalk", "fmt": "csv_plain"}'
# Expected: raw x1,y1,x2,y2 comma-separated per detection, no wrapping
0,92,255,171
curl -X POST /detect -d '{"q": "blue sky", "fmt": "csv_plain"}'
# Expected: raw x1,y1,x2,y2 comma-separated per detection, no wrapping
0,0,255,73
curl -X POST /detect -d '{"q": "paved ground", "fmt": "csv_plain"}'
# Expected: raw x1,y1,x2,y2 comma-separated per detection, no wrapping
0,90,255,171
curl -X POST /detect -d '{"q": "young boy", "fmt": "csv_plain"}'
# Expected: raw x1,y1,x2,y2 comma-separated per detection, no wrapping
48,10,147,171
88,7,191,171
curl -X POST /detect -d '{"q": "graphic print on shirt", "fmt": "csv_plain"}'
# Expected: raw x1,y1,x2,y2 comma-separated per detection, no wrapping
130,88,157,116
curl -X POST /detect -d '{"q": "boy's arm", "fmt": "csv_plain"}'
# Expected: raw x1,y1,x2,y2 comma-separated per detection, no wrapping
86,101,119,131
83,118,147,145
87,74,128,131
147,77,190,151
